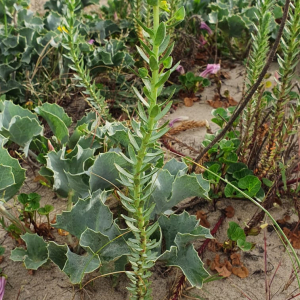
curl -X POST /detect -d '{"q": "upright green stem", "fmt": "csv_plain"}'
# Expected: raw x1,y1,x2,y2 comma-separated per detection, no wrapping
128,5,161,299
63,0,109,118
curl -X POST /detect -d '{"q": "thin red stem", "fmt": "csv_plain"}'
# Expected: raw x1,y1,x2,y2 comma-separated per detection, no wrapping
287,292,300,300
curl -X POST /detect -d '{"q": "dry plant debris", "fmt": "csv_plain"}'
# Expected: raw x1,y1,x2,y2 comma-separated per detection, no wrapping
207,253,250,279
225,206,235,218
184,97,198,107
196,210,210,228
207,93,238,108
283,227,300,249
168,120,208,135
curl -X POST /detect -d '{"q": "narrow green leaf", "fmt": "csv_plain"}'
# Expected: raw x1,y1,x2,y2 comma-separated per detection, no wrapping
150,105,160,118
158,35,170,55
136,46,149,63
156,70,171,88
135,18,155,38
115,164,134,179
154,23,166,46
159,42,174,63
132,87,149,108
155,101,173,121
149,56,159,71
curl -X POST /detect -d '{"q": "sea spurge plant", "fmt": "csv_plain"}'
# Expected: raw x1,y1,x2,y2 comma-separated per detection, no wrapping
117,2,210,298
239,0,275,162
120,3,183,297
60,0,109,118
257,0,300,178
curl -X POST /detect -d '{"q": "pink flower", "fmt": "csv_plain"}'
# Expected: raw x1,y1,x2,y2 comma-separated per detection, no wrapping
0,276,6,300
200,22,213,35
176,65,185,75
200,64,220,78
114,12,118,21
169,116,189,127
199,35,207,46
87,39,95,45
47,140,54,151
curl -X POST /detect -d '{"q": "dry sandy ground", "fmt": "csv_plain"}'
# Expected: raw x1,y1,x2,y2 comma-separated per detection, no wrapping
1,2,299,300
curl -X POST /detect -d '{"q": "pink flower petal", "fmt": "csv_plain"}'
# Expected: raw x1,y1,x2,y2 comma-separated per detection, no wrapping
169,116,189,127
200,22,213,35
176,65,185,75
200,64,220,77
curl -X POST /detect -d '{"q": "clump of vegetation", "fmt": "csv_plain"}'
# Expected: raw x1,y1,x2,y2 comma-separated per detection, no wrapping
0,0,299,299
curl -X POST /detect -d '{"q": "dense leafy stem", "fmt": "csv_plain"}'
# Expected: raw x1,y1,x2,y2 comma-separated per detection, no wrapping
60,0,109,118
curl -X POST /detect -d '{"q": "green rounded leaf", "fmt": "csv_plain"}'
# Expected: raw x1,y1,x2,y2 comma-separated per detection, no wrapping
38,204,54,215
238,175,261,197
227,222,245,242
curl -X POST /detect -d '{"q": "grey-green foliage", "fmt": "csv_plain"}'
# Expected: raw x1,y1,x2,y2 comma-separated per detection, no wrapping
158,212,212,287
11,191,131,284
0,1,60,101
146,158,210,217
0,136,26,201
44,0,98,14
10,233,49,270
208,0,281,59
0,100,74,155
5,104,213,292
34,103,72,144
87,39,134,74
113,2,211,298
209,0,282,38
0,100,43,155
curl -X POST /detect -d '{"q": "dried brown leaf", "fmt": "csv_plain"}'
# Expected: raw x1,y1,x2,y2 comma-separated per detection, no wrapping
207,240,223,252
215,265,232,278
184,97,194,107
232,266,249,278
230,253,241,266
228,97,238,106
207,99,224,108
220,71,231,79
196,210,210,228
225,206,235,218
34,175,48,183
